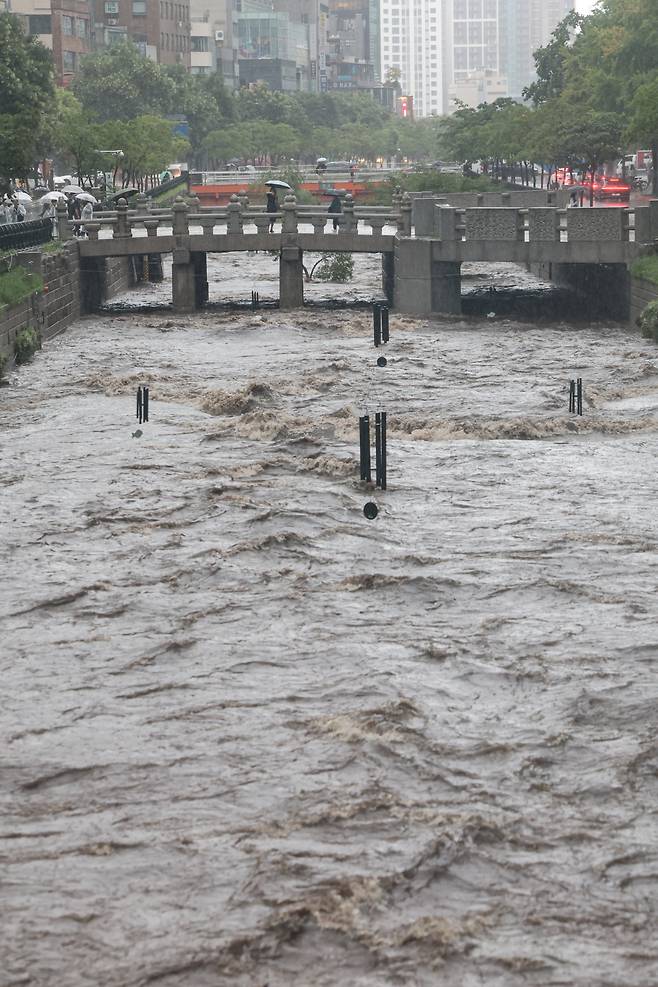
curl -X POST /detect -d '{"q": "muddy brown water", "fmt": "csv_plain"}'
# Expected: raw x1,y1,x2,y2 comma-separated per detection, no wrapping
1,254,658,986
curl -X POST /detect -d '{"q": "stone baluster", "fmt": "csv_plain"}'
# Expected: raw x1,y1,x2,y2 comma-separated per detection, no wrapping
311,214,326,236
172,196,189,236
392,186,403,213
398,192,412,236
199,215,216,236
254,213,270,236
114,197,130,238
341,194,356,234
56,199,71,240
188,193,201,213
84,222,101,241
237,190,249,212
282,194,298,234
144,218,160,238
134,192,149,216
368,216,386,237
227,194,243,234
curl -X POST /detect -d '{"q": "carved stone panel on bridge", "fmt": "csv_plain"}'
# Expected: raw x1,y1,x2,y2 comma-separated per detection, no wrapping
465,208,521,241
527,208,560,242
567,208,626,241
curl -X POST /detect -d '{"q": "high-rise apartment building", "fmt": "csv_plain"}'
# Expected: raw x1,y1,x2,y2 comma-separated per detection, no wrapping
326,0,374,90
380,0,446,117
499,0,574,99
445,0,507,111
91,0,191,68
7,0,94,84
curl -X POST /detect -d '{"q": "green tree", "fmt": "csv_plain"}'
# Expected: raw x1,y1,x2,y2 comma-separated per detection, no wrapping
626,74,658,193
51,90,106,185
120,116,190,189
0,11,54,191
523,10,583,106
71,42,175,122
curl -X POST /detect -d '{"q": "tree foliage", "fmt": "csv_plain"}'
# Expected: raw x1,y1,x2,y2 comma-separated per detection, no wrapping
0,12,54,190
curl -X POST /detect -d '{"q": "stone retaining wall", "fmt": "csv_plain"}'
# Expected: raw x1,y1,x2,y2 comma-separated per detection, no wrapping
1,244,133,371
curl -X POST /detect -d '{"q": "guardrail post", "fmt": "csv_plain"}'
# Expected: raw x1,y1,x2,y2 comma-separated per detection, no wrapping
172,196,189,236
135,192,149,216
435,205,458,241
56,199,71,241
227,194,243,234
238,190,249,212
282,193,298,234
342,193,356,234
399,192,412,236
84,222,101,241
114,197,131,238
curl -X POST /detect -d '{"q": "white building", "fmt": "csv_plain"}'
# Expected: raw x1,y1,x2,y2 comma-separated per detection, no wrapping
380,0,446,117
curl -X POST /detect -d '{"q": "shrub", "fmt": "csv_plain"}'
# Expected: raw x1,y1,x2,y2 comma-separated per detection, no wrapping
639,300,658,341
631,255,658,287
313,252,354,283
14,325,41,364
362,171,497,205
0,267,43,309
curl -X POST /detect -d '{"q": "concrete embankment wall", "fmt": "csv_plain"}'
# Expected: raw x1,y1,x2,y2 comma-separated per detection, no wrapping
630,276,658,324
1,245,134,370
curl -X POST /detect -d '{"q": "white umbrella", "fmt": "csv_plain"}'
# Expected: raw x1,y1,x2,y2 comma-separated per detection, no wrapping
75,192,98,203
265,179,293,190
39,191,66,202
63,185,84,195
13,190,32,201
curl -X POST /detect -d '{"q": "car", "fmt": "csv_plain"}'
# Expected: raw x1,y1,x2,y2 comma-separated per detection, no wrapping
595,176,631,201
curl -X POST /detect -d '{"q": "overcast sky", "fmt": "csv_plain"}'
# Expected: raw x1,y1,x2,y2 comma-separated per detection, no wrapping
576,0,597,12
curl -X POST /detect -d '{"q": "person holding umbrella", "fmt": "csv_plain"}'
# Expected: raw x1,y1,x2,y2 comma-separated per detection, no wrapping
327,190,343,231
266,188,277,232
264,179,292,232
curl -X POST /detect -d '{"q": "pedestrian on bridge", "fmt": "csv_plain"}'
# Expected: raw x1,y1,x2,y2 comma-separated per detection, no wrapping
327,193,343,231
266,189,277,232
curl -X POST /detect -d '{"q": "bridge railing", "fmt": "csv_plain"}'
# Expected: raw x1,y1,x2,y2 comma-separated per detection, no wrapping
59,192,410,241
435,204,638,244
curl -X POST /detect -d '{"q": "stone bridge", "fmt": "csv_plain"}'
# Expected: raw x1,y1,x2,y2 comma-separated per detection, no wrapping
59,193,658,319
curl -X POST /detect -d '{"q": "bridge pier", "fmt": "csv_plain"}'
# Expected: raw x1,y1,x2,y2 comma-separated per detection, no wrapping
172,249,196,313
279,246,304,309
394,239,461,316
193,251,209,306
382,252,394,305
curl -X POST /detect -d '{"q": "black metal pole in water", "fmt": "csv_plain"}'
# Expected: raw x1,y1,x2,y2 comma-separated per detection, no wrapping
373,303,381,347
359,415,371,481
375,412,382,488
380,411,387,490
136,387,143,424
569,379,575,413
381,306,389,343
143,386,149,423
577,378,583,416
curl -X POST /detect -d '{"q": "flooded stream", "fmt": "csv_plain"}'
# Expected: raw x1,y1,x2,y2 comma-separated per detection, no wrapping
1,253,657,986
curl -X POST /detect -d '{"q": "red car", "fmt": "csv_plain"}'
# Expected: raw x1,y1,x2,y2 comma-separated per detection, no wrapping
595,177,631,201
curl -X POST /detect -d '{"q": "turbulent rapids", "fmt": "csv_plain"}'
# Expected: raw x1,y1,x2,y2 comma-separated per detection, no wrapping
1,252,658,986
